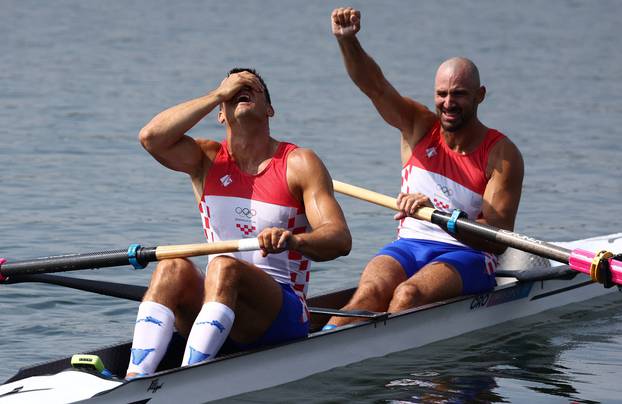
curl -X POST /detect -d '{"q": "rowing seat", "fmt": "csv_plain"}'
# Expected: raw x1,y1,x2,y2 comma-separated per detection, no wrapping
495,247,576,282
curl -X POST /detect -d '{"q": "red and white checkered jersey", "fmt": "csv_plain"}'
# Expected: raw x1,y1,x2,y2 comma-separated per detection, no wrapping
198,141,311,317
399,120,505,247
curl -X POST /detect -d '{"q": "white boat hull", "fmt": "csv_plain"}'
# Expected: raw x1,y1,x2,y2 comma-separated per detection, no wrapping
85,277,619,403
1,233,621,403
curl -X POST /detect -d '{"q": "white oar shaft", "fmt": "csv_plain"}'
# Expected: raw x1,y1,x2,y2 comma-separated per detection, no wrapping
155,238,261,260
332,179,433,221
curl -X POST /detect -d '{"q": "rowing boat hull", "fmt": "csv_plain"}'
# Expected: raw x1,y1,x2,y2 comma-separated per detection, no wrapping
92,279,622,403
1,233,621,403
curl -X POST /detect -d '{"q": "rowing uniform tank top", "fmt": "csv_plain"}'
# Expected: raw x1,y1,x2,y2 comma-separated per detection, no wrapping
399,120,505,247
198,141,311,320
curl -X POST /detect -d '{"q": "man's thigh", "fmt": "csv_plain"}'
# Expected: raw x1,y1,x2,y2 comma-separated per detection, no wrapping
206,257,285,343
402,261,463,302
359,255,408,294
433,249,496,295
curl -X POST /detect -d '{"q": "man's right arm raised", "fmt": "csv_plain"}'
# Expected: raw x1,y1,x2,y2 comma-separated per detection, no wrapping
331,7,434,154
138,93,221,177
138,71,265,177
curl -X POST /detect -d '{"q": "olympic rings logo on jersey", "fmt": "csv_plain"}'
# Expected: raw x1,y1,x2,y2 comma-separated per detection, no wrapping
235,207,257,218
436,183,453,197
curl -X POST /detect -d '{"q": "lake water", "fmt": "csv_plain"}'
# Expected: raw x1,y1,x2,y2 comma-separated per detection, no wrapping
1,0,622,402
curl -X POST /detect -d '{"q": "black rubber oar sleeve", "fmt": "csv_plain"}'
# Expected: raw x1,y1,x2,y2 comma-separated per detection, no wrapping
430,211,571,263
0,247,157,277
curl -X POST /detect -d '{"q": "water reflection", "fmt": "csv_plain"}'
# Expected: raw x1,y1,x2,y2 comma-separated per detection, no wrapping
385,373,500,403
377,296,621,403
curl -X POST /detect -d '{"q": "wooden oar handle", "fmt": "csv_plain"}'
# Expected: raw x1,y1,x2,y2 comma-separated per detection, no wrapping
332,180,433,221
155,238,261,260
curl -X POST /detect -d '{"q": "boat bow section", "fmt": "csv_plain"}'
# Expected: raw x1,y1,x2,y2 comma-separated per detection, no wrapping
0,370,121,404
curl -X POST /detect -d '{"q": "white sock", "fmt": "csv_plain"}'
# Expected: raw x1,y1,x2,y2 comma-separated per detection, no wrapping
181,302,235,366
126,301,175,376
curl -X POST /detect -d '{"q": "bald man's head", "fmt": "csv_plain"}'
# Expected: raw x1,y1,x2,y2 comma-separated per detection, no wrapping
436,57,481,89
434,57,485,132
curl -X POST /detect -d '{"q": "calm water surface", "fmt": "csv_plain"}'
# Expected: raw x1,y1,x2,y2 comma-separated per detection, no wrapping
1,1,622,402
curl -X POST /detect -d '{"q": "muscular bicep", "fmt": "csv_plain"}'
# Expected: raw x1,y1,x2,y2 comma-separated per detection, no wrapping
287,149,348,232
368,79,413,130
368,82,437,163
371,81,435,132
480,139,524,231
140,130,220,184
145,135,205,175
285,149,351,260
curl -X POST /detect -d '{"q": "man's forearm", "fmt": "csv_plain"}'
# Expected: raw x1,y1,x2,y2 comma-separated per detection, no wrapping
337,36,385,99
293,224,352,262
140,91,222,149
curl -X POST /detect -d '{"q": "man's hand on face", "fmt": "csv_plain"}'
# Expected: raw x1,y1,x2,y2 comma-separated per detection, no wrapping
216,71,264,103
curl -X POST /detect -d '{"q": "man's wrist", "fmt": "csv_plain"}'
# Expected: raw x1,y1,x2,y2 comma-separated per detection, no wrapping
207,89,226,105
336,34,356,43
289,234,304,252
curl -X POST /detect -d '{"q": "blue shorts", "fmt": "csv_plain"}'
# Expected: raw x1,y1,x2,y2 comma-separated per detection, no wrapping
377,238,496,295
231,283,309,350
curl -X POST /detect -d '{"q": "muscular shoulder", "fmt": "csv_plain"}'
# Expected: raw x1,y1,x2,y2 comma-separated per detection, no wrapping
407,100,437,140
190,138,220,174
487,136,524,180
400,100,437,161
195,138,221,161
286,147,331,201
189,138,221,199
287,147,322,170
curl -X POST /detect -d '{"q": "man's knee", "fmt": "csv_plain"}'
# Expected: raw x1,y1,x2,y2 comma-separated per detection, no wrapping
358,278,388,297
154,258,196,280
346,278,392,310
391,282,421,308
205,256,242,285
147,258,198,297
354,257,405,302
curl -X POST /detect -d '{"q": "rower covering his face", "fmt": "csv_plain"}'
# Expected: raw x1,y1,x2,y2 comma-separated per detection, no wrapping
126,68,351,377
325,7,524,328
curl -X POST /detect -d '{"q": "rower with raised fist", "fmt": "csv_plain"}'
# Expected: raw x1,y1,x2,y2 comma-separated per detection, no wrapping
325,7,524,329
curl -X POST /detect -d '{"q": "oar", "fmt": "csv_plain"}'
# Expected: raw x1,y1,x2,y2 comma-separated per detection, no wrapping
0,238,261,280
4,273,385,319
2,273,148,301
332,179,622,287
